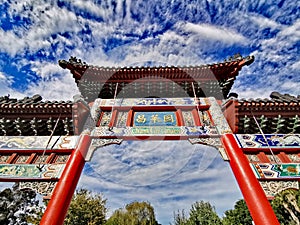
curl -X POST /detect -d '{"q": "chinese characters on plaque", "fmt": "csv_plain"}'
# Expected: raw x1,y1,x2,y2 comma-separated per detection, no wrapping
134,112,177,126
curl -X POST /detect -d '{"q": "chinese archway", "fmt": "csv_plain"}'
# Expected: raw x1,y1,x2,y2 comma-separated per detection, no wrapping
0,54,299,225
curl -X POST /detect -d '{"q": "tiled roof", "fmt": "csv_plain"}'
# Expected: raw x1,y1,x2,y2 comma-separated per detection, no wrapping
59,54,254,101
223,92,300,134
0,95,73,136
0,95,73,115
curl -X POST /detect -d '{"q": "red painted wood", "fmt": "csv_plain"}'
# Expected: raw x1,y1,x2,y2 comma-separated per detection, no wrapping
126,109,133,126
40,135,91,225
278,152,291,163
222,134,280,225
191,109,201,126
176,109,184,126
257,152,270,163
109,109,117,127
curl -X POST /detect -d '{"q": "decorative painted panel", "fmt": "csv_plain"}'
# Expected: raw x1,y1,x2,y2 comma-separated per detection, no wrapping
15,155,31,164
235,134,300,148
0,155,9,163
0,136,79,150
266,154,281,163
34,155,50,164
260,180,299,198
134,112,177,126
289,154,300,162
97,97,208,107
116,111,128,127
182,111,195,126
53,155,69,163
247,154,259,162
99,112,112,126
92,126,218,137
19,181,57,196
251,163,300,178
0,164,65,179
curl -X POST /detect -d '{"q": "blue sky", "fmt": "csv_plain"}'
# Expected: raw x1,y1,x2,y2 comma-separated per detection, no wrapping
0,0,299,224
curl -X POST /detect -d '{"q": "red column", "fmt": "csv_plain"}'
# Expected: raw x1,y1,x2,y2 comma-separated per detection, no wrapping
221,134,279,225
40,135,91,225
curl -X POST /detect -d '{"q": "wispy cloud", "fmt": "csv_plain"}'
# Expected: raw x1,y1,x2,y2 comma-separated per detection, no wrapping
181,22,248,44
79,141,242,224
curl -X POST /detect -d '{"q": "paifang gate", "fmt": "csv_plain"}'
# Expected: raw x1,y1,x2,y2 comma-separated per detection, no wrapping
1,55,299,225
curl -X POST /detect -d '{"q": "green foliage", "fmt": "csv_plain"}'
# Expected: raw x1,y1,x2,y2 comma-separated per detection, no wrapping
171,210,189,225
0,183,42,225
188,201,222,225
171,201,222,225
222,199,252,225
106,201,159,225
271,189,300,225
64,189,107,225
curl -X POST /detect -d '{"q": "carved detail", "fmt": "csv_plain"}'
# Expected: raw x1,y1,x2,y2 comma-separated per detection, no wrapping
260,180,299,198
19,181,57,196
85,138,123,161
188,137,229,161
189,137,221,147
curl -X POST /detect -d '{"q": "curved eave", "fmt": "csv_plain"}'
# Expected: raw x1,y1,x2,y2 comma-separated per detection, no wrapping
59,55,255,83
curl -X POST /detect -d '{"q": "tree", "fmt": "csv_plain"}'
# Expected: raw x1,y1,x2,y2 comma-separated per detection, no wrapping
187,201,222,225
222,199,252,225
171,201,222,225
0,183,42,225
271,189,300,225
171,210,189,225
106,201,159,225
64,189,107,225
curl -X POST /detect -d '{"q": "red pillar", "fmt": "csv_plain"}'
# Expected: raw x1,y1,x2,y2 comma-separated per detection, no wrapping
221,134,279,225
40,135,91,225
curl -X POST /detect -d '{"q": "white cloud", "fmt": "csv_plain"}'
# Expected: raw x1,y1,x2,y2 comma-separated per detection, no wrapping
78,141,242,224
30,61,64,79
0,1,80,57
181,22,247,45
0,71,25,98
0,29,26,57
25,70,79,100
291,60,300,70
249,14,281,30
